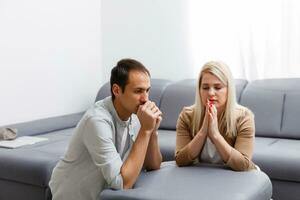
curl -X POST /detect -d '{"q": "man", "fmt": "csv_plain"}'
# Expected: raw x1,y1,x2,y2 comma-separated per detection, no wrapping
49,59,162,200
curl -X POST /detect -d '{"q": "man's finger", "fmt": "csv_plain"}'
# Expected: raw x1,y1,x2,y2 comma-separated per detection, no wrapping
153,110,162,118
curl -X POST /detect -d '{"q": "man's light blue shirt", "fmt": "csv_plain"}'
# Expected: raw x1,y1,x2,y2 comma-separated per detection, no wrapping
49,96,139,200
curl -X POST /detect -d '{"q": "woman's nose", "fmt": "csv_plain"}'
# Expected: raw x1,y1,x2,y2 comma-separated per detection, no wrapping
208,88,215,95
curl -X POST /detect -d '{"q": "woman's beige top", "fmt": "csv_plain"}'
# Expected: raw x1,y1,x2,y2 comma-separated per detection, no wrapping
200,137,223,164
175,105,256,171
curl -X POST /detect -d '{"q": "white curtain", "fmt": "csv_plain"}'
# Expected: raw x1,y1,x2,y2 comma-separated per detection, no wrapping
188,0,300,80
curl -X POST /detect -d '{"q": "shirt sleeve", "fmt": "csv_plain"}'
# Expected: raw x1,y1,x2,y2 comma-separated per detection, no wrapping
82,116,124,190
175,108,195,166
225,109,257,171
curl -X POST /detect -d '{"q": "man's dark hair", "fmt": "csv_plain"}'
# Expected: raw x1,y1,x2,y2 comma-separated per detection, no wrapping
110,58,150,100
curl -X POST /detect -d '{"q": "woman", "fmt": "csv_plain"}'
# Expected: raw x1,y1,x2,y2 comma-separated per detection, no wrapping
175,61,257,171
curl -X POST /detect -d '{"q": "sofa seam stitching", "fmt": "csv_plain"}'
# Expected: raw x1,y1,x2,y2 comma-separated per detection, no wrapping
280,93,286,133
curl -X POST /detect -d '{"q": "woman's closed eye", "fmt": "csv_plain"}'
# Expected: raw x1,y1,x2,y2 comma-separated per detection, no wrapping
202,86,222,90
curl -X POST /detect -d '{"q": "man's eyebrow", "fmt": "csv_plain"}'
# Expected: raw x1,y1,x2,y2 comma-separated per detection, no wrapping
134,86,151,90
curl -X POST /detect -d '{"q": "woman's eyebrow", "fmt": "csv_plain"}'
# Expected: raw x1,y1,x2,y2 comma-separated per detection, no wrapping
201,82,222,85
214,83,223,86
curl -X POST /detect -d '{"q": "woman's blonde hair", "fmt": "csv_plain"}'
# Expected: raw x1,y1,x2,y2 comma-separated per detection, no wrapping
191,61,238,137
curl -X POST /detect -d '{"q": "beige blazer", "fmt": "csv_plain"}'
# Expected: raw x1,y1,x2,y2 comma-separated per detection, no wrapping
175,105,256,171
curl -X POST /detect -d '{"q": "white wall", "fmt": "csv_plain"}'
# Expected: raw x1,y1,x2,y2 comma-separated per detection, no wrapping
0,0,102,125
101,0,194,83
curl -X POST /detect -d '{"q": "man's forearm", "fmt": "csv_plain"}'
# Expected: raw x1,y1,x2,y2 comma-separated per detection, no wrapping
144,131,162,170
120,130,151,189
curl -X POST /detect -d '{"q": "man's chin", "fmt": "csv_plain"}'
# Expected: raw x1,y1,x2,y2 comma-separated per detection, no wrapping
133,108,139,114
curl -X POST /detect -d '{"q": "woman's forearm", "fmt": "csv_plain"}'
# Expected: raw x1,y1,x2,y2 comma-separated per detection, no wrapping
176,131,207,166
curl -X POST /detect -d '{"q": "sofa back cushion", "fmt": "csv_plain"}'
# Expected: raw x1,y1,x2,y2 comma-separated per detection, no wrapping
159,79,196,130
95,79,172,108
240,78,300,139
159,79,248,130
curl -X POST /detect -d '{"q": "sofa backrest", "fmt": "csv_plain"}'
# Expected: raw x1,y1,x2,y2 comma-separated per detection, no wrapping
96,78,300,139
2,112,83,137
240,78,300,139
159,79,196,130
159,79,248,130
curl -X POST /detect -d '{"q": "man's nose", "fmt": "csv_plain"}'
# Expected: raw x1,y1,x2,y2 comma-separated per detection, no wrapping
140,92,149,103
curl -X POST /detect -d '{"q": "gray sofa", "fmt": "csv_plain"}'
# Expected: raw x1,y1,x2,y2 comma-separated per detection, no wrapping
101,161,271,200
0,78,299,200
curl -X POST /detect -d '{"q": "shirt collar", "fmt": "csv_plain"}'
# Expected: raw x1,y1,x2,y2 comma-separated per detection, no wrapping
106,96,131,127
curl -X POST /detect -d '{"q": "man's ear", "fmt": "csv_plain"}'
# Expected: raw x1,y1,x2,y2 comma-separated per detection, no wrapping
112,84,121,97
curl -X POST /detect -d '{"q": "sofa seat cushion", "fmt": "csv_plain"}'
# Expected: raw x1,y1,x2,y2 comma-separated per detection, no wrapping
0,128,74,187
254,137,300,182
158,130,176,161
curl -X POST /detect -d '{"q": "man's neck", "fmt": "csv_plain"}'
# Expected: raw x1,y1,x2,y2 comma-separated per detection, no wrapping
112,99,130,121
